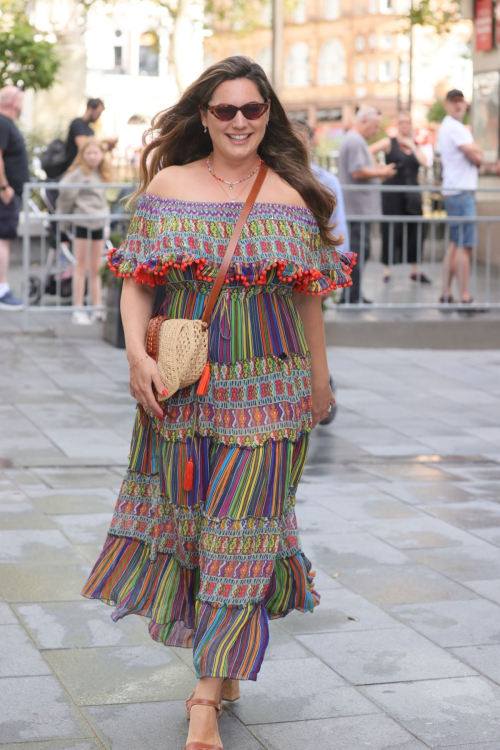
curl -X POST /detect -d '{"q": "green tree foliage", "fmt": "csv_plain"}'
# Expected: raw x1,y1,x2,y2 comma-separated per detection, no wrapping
407,0,460,33
427,98,446,122
0,7,60,91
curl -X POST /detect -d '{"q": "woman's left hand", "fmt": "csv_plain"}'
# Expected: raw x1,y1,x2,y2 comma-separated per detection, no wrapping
311,379,336,428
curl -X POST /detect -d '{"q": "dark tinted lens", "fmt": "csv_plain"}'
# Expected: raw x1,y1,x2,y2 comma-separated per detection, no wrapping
241,103,268,119
211,105,238,121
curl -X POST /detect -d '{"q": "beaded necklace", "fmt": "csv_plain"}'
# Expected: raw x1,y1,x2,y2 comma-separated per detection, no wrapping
207,152,261,191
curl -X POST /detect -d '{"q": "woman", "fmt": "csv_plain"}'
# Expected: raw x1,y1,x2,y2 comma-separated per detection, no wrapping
81,57,354,750
56,139,111,324
370,111,430,284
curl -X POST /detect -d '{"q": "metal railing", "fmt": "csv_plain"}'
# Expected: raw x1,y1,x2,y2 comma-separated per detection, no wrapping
336,184,500,311
19,182,500,332
21,182,133,331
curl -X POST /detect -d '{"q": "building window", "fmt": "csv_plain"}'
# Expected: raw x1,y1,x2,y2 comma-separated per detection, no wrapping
355,34,365,51
368,33,377,48
355,61,366,82
285,42,310,87
368,60,376,81
369,0,378,12
379,33,394,49
399,59,410,83
256,46,272,79
325,0,340,19
139,31,159,76
380,0,395,13
113,46,123,72
379,59,394,81
292,1,307,22
317,39,346,85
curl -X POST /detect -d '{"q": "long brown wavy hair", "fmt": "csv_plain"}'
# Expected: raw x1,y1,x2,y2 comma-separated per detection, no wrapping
131,56,340,246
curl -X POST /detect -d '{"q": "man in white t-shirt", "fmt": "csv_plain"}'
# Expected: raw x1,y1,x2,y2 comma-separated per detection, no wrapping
438,89,483,304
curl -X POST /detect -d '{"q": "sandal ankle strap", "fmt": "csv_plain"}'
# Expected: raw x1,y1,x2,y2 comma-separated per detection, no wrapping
186,698,221,712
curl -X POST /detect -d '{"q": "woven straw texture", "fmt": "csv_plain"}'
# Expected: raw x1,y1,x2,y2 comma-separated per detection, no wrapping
156,319,208,401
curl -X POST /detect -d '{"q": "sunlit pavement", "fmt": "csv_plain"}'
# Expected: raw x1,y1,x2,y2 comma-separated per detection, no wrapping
1,328,500,749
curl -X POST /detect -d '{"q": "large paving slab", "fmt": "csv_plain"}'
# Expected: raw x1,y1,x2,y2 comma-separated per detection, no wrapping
0,623,52,677
231,657,376,725
333,563,478,606
0,529,86,564
362,677,500,747
451,644,500,685
82,700,262,750
357,516,480,549
389,599,500,647
297,627,477,685
406,544,500,582
0,560,91,602
43,644,197,706
0,675,95,743
250,713,428,750
26,487,116,515
13,600,152,650
278,586,403,635
0,743,102,750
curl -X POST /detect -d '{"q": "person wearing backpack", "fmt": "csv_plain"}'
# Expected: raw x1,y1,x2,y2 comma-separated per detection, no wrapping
56,139,112,324
42,98,118,179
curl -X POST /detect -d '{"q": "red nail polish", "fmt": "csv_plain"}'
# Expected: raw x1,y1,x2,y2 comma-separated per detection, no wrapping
162,389,168,396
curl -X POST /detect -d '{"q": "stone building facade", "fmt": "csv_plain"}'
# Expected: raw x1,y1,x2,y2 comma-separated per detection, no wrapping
204,0,472,130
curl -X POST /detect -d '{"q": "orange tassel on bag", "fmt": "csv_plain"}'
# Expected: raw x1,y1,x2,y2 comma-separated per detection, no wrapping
184,457,194,491
196,362,210,396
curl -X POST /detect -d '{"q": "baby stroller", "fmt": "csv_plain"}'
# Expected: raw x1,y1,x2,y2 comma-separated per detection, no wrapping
27,187,75,305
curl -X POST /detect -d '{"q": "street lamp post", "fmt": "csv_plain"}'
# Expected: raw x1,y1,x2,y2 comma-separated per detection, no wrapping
408,15,413,112
272,0,283,95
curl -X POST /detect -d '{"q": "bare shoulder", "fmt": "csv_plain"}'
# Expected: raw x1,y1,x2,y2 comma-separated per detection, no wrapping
261,168,308,209
146,161,204,199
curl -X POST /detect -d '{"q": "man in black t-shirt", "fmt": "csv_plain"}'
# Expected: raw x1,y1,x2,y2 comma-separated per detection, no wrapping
0,86,29,309
64,98,118,171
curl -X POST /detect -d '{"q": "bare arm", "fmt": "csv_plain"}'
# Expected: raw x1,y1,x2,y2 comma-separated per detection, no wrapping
74,135,89,150
292,292,335,427
121,278,164,418
413,147,428,168
368,137,391,156
0,150,15,205
351,163,397,180
460,142,483,166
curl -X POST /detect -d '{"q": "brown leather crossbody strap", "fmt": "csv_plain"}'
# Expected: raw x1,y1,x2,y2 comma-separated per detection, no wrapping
201,163,268,324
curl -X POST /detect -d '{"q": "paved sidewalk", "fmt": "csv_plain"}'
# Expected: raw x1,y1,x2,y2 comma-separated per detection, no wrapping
1,333,500,749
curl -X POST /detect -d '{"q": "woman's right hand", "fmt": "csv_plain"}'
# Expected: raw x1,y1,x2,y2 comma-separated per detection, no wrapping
129,354,166,419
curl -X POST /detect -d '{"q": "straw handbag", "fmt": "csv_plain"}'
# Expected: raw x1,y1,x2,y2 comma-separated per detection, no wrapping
145,164,268,404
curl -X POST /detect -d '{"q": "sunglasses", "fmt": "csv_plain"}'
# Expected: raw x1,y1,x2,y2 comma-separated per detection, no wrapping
203,101,269,122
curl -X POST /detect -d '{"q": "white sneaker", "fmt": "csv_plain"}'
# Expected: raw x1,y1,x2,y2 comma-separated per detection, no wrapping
91,310,107,322
72,310,93,325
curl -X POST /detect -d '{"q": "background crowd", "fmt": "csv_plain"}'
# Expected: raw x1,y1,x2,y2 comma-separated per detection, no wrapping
0,81,483,316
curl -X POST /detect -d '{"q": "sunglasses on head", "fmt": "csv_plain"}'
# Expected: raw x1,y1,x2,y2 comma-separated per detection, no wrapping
203,101,269,122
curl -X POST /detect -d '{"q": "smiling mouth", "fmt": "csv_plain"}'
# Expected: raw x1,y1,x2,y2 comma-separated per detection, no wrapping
226,133,252,142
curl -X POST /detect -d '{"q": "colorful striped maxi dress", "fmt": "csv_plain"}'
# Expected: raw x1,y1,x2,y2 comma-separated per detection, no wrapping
81,195,355,681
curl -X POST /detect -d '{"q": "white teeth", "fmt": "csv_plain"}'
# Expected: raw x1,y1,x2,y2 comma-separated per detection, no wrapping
228,134,250,140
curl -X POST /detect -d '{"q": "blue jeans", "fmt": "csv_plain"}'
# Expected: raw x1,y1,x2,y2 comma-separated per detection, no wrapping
443,192,477,248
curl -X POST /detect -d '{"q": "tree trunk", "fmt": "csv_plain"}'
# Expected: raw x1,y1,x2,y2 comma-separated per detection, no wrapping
170,0,204,95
